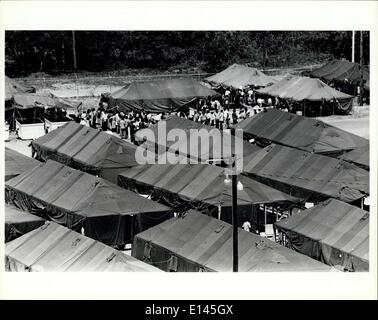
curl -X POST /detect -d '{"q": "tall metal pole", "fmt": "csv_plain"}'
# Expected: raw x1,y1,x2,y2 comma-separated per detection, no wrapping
352,31,355,62
72,31,77,71
359,31,364,106
232,172,238,272
230,126,238,272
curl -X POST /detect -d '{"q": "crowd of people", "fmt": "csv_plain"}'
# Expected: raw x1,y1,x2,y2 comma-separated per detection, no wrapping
75,86,291,143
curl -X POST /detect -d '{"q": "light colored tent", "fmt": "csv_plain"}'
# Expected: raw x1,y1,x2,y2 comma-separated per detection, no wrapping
237,108,369,158
204,63,276,89
5,204,45,242
257,76,353,102
118,163,298,224
5,221,161,272
5,147,40,181
132,211,331,272
31,121,151,183
110,78,217,113
243,144,369,203
275,199,369,271
5,160,172,247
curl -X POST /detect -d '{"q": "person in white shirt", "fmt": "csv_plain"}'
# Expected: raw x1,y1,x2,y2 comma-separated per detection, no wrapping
242,219,251,232
223,108,230,129
209,110,216,126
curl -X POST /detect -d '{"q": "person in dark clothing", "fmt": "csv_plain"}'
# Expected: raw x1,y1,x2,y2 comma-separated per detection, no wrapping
234,88,241,111
130,117,136,143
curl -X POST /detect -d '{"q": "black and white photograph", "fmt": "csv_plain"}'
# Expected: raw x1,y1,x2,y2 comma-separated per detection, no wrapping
0,0,376,301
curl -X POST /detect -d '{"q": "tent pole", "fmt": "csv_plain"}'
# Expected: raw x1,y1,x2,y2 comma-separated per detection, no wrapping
218,204,221,220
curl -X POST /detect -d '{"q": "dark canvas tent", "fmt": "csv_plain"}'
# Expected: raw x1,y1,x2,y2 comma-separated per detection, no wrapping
109,78,217,113
5,160,172,247
5,147,40,181
118,164,298,225
257,76,354,113
5,76,36,102
204,63,276,89
310,60,369,83
338,144,369,170
132,211,331,272
5,221,162,272
5,204,45,242
31,121,149,183
274,199,369,271
135,115,261,163
243,144,369,203
237,108,369,158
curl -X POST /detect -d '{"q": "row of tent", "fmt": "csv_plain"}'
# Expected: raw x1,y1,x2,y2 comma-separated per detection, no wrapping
237,108,369,166
5,159,172,247
133,200,369,271
6,60,368,115
23,112,369,205
5,195,368,271
134,116,369,203
118,163,298,224
107,63,361,114
4,143,369,271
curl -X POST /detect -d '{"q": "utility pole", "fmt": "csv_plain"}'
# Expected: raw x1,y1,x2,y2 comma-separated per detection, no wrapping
72,31,77,72
359,31,364,106
232,171,238,272
230,126,238,272
352,31,355,62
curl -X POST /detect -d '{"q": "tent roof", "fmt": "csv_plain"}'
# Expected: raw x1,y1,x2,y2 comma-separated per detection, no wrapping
5,221,161,272
5,76,36,101
275,199,369,264
257,76,353,101
32,121,145,172
5,204,45,242
237,108,368,156
110,78,217,113
5,204,45,225
5,147,40,181
119,164,298,207
338,144,369,169
6,160,170,219
10,92,79,110
135,211,331,271
243,144,369,202
310,60,369,83
136,115,261,162
204,63,276,89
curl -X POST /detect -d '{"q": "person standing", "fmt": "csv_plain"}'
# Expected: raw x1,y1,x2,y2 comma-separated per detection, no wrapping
218,108,224,130
119,116,126,139
242,219,251,232
224,108,230,129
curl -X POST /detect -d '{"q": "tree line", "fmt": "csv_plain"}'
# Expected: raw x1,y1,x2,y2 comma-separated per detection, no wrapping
5,31,370,77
